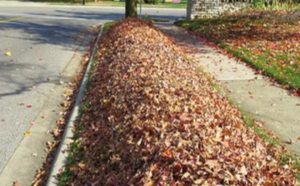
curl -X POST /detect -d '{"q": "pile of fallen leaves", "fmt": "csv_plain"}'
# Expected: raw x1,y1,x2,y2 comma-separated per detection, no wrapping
67,18,295,185
176,9,300,91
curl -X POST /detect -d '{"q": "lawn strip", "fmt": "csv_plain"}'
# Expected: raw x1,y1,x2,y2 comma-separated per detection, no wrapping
61,18,295,185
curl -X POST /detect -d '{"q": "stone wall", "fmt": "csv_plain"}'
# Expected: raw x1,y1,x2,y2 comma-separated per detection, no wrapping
187,0,249,20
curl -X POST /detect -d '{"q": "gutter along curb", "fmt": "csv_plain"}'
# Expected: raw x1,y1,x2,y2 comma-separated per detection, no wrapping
46,25,104,186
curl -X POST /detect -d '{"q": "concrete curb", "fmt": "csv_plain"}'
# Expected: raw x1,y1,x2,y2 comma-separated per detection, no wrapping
46,24,104,186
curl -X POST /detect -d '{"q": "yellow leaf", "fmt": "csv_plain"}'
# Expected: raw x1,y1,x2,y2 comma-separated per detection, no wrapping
4,51,12,57
24,130,31,137
78,162,86,169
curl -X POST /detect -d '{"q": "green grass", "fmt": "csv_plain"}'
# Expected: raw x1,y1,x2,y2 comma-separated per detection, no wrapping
253,2,300,10
57,138,84,186
56,100,90,185
56,99,89,185
241,111,280,146
102,21,115,33
79,101,91,113
280,153,300,182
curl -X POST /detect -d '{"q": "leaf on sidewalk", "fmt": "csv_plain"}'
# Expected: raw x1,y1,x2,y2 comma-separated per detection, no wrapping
4,51,12,57
12,180,20,186
24,130,31,137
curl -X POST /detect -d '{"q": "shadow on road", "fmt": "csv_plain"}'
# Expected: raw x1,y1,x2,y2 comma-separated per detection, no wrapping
0,61,61,98
0,21,80,98
0,9,183,97
0,9,182,49
0,20,90,50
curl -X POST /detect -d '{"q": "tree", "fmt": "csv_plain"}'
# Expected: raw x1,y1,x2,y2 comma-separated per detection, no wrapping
125,0,138,17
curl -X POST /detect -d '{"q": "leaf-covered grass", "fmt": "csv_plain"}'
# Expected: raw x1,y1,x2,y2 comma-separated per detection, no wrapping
57,138,83,186
206,77,300,182
176,6,300,91
205,75,300,182
56,97,92,185
57,23,113,185
242,110,300,182
242,112,300,182
280,153,300,182
241,111,279,146
102,22,115,35
56,99,92,185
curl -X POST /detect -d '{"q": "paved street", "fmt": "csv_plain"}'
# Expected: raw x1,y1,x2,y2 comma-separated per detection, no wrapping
0,2,185,185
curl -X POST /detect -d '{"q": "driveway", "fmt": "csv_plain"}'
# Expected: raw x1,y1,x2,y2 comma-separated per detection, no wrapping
0,2,185,185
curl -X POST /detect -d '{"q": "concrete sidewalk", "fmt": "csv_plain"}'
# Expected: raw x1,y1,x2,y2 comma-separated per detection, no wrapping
156,22,300,155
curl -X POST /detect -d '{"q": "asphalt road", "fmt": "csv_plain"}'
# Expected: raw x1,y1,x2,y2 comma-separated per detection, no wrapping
0,2,185,184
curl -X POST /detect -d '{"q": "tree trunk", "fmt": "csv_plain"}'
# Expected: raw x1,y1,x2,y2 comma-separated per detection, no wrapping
126,0,138,17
